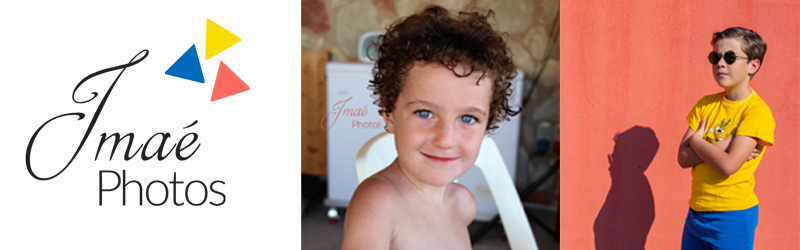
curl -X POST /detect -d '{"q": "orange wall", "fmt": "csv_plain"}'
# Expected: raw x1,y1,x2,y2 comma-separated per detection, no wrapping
562,1,799,249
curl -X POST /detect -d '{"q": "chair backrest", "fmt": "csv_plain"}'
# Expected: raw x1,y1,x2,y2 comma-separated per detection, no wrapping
355,132,397,183
355,132,539,250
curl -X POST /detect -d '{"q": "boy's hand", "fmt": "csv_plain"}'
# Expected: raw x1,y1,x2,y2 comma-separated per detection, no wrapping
693,119,708,140
749,145,762,160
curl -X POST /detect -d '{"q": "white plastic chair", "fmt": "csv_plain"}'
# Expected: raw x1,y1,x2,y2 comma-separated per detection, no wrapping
355,132,539,250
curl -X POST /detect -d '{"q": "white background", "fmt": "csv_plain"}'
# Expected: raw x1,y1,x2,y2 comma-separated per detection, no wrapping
0,1,299,248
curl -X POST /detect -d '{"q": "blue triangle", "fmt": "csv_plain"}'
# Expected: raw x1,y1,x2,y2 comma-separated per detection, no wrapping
165,44,205,83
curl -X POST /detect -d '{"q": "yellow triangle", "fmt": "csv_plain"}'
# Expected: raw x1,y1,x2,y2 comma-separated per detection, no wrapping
205,19,241,60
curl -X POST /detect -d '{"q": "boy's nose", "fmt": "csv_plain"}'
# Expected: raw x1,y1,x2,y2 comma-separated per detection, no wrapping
431,121,456,150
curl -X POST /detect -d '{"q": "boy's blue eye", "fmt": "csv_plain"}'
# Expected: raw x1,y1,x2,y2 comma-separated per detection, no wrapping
416,110,431,118
461,115,477,124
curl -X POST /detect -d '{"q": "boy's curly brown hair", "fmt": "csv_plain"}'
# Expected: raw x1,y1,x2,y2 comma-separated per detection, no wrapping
369,5,519,131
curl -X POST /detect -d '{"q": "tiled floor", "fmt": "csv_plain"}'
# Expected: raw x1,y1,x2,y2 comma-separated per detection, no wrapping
301,176,560,250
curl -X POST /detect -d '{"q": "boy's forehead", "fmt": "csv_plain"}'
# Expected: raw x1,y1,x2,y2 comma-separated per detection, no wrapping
405,62,491,86
402,62,492,100
714,37,745,51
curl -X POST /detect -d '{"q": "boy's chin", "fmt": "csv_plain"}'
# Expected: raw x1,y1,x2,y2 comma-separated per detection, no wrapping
715,79,734,88
715,77,748,89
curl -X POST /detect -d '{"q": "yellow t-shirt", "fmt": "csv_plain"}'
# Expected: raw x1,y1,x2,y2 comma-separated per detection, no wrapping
685,89,775,211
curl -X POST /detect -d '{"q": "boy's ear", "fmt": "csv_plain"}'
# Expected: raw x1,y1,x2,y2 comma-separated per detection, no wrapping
382,112,395,133
748,58,761,76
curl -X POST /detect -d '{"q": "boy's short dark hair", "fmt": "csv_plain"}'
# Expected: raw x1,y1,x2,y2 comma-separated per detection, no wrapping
369,5,519,131
711,27,767,77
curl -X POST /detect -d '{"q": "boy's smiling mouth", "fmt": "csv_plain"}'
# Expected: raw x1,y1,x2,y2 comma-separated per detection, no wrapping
421,152,460,163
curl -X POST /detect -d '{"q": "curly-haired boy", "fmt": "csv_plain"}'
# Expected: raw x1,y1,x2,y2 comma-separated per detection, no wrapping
342,5,519,249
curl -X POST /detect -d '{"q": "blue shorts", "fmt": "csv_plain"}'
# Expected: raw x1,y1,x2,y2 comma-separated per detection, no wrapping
681,205,759,250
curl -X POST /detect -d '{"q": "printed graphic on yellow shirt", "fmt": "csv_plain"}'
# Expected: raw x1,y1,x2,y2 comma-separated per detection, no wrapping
704,119,731,142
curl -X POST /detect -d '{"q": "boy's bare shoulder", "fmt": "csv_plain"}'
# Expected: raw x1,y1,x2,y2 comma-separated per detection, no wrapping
342,174,401,249
447,183,477,225
350,174,402,213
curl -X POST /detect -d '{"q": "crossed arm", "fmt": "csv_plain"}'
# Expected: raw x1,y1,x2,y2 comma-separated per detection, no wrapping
677,119,761,176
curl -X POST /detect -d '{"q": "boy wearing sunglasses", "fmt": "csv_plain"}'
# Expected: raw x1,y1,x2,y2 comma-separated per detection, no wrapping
677,27,775,250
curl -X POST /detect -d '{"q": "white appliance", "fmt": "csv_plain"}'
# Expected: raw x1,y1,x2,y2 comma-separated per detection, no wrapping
324,61,523,221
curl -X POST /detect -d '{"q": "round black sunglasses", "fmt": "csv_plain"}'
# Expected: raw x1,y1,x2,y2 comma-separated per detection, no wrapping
708,50,749,65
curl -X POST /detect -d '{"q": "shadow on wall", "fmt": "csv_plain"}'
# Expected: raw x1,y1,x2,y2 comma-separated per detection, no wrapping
594,126,659,250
